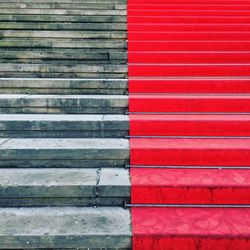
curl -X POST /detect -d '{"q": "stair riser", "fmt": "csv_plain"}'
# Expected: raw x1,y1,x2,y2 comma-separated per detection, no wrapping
0,131,128,138
0,15,126,22
0,108,127,114
0,197,129,207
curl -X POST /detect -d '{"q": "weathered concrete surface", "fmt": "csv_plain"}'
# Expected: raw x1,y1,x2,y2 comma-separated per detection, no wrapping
0,168,130,206
0,114,129,138
0,78,128,94
0,207,132,249
0,94,128,114
0,138,129,167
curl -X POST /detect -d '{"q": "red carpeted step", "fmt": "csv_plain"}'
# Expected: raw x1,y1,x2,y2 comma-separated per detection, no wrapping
128,10,250,17
129,0,250,3
129,41,250,51
129,53,250,63
130,138,250,166
129,79,250,93
128,23,250,32
128,32,250,41
130,114,250,136
132,207,250,250
129,94,250,113
131,168,250,204
129,64,250,77
128,16,250,24
128,4,250,11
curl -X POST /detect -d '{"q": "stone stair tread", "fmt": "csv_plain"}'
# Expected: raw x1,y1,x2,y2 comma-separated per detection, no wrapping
0,207,131,249
0,138,128,150
0,138,129,168
0,114,129,138
0,94,128,114
0,168,130,198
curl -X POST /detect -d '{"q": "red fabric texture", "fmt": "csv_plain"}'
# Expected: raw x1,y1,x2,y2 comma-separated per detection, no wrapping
130,114,250,136
131,168,250,204
132,207,250,250
129,94,250,113
128,0,250,249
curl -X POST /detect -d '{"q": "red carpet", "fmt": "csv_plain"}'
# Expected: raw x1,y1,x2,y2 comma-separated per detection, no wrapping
128,0,250,249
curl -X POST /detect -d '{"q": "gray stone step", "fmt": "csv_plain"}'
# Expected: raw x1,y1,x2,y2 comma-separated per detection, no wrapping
0,138,129,167
0,14,126,22
0,168,130,206
0,9,126,15
0,78,128,94
0,94,128,113
0,114,129,138
0,22,126,30
0,207,131,249
1,30,127,39
0,63,127,78
0,0,126,2
0,3,126,9
0,39,127,49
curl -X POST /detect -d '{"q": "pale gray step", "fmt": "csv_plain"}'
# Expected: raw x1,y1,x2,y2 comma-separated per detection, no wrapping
0,14,126,23
0,22,126,30
0,78,128,95
0,0,126,2
0,168,130,206
0,207,132,249
0,114,129,138
0,138,129,167
0,39,127,49
0,72,127,78
0,64,127,72
0,94,128,114
0,9,126,15
1,30,127,39
0,3,126,9
0,51,127,61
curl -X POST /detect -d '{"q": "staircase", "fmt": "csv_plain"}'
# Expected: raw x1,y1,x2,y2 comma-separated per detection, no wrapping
0,0,131,249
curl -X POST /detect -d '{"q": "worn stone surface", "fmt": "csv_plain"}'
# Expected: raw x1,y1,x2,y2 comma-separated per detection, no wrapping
0,114,129,138
0,94,128,114
0,168,130,206
0,207,132,249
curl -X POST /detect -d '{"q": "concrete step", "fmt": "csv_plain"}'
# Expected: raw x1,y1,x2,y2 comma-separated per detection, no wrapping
0,3,126,9
0,94,128,114
0,39,127,49
0,9,126,15
0,22,126,30
0,114,129,138
0,30,127,38
0,207,131,249
0,78,128,95
0,64,127,78
0,138,129,167
0,14,126,22
0,168,130,206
